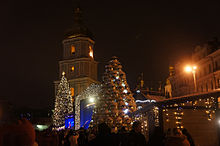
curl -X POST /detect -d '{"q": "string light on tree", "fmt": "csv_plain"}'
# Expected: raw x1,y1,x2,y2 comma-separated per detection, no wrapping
124,109,129,114
123,89,128,93
53,72,73,130
92,56,136,130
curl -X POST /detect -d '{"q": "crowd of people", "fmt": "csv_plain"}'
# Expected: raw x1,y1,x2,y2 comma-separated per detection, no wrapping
0,118,195,146
57,121,195,146
58,121,147,146
148,127,195,146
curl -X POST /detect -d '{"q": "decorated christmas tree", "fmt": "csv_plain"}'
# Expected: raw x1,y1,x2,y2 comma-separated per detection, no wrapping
92,56,136,130
53,72,73,130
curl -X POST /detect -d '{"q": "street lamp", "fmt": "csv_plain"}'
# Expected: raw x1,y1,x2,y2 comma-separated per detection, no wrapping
89,97,95,103
185,65,197,93
85,96,96,107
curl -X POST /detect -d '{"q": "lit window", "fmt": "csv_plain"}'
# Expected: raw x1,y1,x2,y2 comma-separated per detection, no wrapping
71,66,74,71
71,88,74,97
89,46,93,58
71,45,75,54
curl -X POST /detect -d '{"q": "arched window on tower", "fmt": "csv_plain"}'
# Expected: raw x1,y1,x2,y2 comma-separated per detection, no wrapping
71,88,74,102
89,46,93,58
71,45,75,54
71,66,75,72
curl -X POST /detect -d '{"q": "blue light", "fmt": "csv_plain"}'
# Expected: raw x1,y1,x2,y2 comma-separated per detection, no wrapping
65,117,74,129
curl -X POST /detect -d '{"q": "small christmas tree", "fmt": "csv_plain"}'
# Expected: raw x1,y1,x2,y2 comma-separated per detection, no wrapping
92,56,136,130
53,72,73,130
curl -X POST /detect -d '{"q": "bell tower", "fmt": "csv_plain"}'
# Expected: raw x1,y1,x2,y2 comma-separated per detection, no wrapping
55,7,98,99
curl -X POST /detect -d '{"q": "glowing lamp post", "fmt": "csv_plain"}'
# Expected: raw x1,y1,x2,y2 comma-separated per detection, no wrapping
86,96,96,107
89,97,95,103
185,65,197,93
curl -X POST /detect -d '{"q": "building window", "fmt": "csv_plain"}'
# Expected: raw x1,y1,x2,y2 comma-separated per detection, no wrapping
209,64,212,74
218,97,220,109
216,61,219,71
200,68,203,77
204,67,207,75
71,45,75,54
206,83,208,91
218,79,220,88
211,81,213,90
71,88,74,96
71,66,75,72
89,46,93,58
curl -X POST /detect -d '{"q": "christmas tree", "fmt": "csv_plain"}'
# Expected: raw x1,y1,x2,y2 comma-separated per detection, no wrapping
92,56,136,130
53,72,73,130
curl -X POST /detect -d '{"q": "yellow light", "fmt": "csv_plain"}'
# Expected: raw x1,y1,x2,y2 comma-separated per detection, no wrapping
71,45,75,54
185,65,197,73
71,66,74,71
71,88,74,97
89,46,93,58
89,51,93,58
185,66,192,73
193,66,197,70
89,96,95,103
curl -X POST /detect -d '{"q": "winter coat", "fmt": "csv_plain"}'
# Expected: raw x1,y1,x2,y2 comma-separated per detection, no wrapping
88,133,118,146
125,130,147,146
165,135,190,146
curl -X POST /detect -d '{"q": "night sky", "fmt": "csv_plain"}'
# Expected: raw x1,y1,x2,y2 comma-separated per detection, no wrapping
1,0,220,109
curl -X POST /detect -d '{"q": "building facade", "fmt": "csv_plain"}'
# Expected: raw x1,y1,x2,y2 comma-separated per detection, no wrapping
54,7,98,100
168,39,220,97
